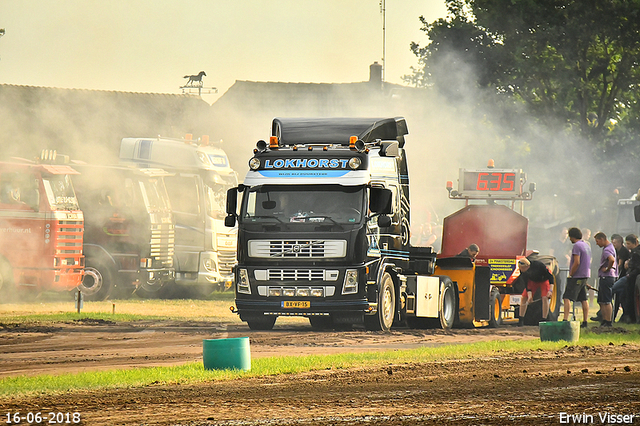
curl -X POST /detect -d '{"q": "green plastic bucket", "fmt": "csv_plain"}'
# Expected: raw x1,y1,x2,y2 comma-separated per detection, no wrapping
539,321,580,342
203,337,251,371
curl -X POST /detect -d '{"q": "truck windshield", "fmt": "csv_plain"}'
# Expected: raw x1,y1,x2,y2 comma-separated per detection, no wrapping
241,185,364,224
42,174,80,211
205,184,229,220
139,178,171,213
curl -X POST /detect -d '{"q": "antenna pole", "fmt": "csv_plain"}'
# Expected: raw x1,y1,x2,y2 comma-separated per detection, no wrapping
381,0,386,82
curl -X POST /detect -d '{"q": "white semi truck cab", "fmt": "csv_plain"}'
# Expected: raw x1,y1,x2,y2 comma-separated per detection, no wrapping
120,136,237,296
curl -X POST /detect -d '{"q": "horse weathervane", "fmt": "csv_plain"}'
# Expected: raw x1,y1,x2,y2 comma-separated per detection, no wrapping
180,71,217,96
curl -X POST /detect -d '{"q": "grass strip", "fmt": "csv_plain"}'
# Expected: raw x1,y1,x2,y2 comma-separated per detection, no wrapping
0,296,239,323
1,329,638,398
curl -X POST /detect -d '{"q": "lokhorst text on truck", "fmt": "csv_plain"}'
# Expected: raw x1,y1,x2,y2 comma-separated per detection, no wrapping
224,117,562,331
72,164,175,300
0,151,84,300
119,135,238,297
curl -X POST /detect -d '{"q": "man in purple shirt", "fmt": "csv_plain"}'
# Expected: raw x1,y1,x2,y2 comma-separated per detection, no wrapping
562,227,592,327
594,232,616,327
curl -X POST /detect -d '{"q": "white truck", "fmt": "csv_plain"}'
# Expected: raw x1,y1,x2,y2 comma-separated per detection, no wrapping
120,135,238,296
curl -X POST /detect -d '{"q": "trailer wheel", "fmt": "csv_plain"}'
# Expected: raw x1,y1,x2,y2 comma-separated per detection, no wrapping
489,287,502,328
364,272,395,332
78,262,113,301
246,316,276,330
439,278,457,330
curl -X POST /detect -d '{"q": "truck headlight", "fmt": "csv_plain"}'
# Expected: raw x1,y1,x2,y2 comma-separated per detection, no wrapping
238,268,251,294
348,157,361,170
249,158,261,170
342,269,358,294
203,258,216,272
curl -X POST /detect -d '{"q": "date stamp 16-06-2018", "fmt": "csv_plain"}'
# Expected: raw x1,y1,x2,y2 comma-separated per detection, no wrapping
5,412,81,425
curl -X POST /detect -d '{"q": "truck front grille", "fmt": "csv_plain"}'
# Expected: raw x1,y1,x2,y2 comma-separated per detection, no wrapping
150,224,174,267
248,240,346,258
218,249,236,276
54,219,84,268
267,269,325,281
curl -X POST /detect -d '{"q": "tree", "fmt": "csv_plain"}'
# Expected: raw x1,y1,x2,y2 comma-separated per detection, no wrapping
408,0,640,140
407,0,640,229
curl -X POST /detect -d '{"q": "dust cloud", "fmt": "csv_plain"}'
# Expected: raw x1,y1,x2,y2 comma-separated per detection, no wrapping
0,53,622,256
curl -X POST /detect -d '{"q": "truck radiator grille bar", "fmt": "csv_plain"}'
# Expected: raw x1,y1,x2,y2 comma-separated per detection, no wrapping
248,240,346,258
149,224,175,267
267,269,325,281
218,249,236,276
54,219,84,267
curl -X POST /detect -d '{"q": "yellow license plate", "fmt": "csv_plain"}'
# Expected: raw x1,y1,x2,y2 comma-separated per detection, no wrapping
281,301,310,309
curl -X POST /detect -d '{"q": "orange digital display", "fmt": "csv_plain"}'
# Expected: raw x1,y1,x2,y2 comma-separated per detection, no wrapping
459,169,522,197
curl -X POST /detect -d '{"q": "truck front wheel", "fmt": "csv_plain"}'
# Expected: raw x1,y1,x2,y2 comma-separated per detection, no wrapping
78,262,113,301
364,272,395,332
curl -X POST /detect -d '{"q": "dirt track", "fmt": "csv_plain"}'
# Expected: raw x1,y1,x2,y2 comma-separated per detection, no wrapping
1,320,639,425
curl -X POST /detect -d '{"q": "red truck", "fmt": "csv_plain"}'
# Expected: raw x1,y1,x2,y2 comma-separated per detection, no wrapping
0,157,84,299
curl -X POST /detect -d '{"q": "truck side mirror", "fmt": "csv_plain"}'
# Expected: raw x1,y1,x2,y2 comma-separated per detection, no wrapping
224,215,236,227
634,205,640,223
226,187,238,215
369,188,393,214
377,215,392,228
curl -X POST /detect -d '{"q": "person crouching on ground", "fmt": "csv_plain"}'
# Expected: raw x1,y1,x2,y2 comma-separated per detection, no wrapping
594,232,616,327
518,258,554,326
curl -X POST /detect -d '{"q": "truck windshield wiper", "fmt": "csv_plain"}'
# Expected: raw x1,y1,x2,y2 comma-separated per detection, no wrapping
302,215,342,226
247,215,284,223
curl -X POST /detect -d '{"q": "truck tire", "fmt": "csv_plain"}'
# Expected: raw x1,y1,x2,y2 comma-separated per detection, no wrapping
134,279,167,299
78,262,114,301
364,272,395,332
489,287,502,328
439,278,457,330
246,316,276,330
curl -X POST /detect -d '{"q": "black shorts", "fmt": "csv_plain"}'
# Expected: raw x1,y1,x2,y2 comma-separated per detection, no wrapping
563,278,588,302
597,276,615,304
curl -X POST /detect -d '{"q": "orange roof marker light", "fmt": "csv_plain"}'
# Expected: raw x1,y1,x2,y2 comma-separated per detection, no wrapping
184,133,193,143
349,135,358,149
350,135,366,152
200,135,210,146
487,159,495,168
269,136,279,149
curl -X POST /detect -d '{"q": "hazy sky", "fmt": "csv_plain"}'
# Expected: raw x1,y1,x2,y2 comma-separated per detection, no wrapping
0,1,447,102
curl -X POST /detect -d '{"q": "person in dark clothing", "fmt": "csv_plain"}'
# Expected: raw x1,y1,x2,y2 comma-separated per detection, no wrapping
611,234,630,322
611,234,640,323
517,258,555,325
612,234,630,279
593,233,629,322
457,244,479,261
